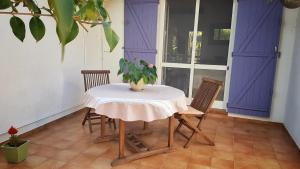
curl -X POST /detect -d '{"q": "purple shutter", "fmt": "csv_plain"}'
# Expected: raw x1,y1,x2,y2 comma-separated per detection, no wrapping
124,0,159,64
227,0,283,117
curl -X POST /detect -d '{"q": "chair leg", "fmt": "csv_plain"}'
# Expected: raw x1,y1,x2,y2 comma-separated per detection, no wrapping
184,131,196,148
196,131,215,146
195,116,214,146
180,115,214,147
113,119,117,130
175,121,183,133
82,109,90,126
108,118,112,128
182,117,205,148
87,113,93,133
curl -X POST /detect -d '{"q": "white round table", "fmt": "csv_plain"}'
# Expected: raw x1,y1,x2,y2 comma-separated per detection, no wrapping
83,83,188,122
83,83,188,166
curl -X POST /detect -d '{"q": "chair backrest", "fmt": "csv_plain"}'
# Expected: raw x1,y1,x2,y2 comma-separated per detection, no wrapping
81,70,110,91
190,77,223,113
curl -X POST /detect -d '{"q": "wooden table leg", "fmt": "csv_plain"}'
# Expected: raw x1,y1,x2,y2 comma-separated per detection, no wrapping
119,119,126,158
168,116,174,147
143,122,149,130
101,115,106,137
111,117,175,166
94,115,116,143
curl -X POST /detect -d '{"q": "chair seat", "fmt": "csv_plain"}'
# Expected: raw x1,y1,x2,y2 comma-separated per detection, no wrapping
178,106,204,116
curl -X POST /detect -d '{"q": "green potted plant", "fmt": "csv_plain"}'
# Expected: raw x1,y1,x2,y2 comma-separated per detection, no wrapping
118,58,158,91
1,126,29,163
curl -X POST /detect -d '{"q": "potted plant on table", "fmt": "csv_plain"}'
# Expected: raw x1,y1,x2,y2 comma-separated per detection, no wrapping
1,126,29,163
118,58,158,91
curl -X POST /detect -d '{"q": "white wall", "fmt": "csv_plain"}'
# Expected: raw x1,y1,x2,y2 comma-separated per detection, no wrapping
270,8,300,122
284,9,300,148
102,0,124,83
0,16,84,142
0,0,123,142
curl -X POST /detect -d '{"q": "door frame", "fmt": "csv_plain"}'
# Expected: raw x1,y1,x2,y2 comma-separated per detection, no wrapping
155,0,239,109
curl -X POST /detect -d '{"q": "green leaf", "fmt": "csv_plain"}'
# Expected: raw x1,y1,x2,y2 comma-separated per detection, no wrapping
52,0,74,61
56,26,62,42
94,0,107,20
94,0,103,7
0,0,11,9
75,0,99,21
119,58,126,73
52,0,74,45
98,6,108,20
66,21,79,44
143,75,149,84
24,0,41,14
103,22,119,52
29,17,46,42
117,70,122,75
10,16,26,42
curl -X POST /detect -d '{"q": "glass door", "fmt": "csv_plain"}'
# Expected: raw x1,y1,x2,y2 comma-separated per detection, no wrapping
161,0,233,108
162,0,196,97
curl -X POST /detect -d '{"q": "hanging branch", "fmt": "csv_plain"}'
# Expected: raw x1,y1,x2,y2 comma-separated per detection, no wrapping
0,11,52,17
0,0,119,61
0,11,104,32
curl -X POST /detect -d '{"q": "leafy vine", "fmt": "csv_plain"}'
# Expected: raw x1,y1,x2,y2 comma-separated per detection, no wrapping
0,0,119,61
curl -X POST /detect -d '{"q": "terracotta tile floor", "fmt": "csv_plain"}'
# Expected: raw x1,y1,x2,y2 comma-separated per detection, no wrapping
1,110,299,169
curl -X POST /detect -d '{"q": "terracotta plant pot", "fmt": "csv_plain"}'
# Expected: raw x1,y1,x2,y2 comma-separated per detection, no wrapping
130,79,145,91
1,140,29,163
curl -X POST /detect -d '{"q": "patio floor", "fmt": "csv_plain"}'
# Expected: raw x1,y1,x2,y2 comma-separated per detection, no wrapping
0,109,299,169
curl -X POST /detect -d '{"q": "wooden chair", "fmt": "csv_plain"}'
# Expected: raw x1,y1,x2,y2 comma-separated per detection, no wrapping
81,70,116,133
174,77,223,148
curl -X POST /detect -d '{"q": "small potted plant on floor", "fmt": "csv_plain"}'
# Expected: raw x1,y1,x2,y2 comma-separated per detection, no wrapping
118,58,158,91
1,126,29,163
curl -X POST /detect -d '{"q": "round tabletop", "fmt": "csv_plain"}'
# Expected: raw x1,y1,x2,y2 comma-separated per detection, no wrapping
83,83,188,122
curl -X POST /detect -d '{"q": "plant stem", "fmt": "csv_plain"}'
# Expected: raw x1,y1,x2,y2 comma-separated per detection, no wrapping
0,11,53,17
78,21,89,32
0,11,106,26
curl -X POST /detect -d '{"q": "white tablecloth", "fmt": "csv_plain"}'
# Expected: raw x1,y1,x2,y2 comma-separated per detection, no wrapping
83,83,188,122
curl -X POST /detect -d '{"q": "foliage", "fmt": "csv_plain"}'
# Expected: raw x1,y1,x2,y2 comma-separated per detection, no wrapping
0,0,119,61
10,16,25,42
281,0,300,8
268,0,300,8
29,17,45,42
7,126,24,147
118,58,158,85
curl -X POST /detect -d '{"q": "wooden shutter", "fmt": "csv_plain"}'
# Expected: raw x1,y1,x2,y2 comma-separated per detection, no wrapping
124,0,159,64
227,0,283,117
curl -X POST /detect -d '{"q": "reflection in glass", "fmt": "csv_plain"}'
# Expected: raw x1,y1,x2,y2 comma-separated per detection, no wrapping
214,29,231,41
163,0,196,64
190,31,203,64
162,67,190,96
193,69,226,100
195,0,233,65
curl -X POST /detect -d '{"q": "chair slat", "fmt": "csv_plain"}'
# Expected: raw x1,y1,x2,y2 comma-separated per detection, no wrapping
81,70,110,91
191,78,223,113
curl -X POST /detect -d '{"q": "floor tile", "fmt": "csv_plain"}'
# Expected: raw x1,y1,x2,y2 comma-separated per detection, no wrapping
22,155,48,168
33,159,65,169
51,150,79,162
211,157,234,169
0,111,298,169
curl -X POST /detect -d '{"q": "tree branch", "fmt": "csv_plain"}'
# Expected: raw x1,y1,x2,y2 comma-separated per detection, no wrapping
0,11,106,26
0,11,53,17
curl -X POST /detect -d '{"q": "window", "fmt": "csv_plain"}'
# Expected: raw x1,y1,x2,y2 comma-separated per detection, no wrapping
213,28,231,41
